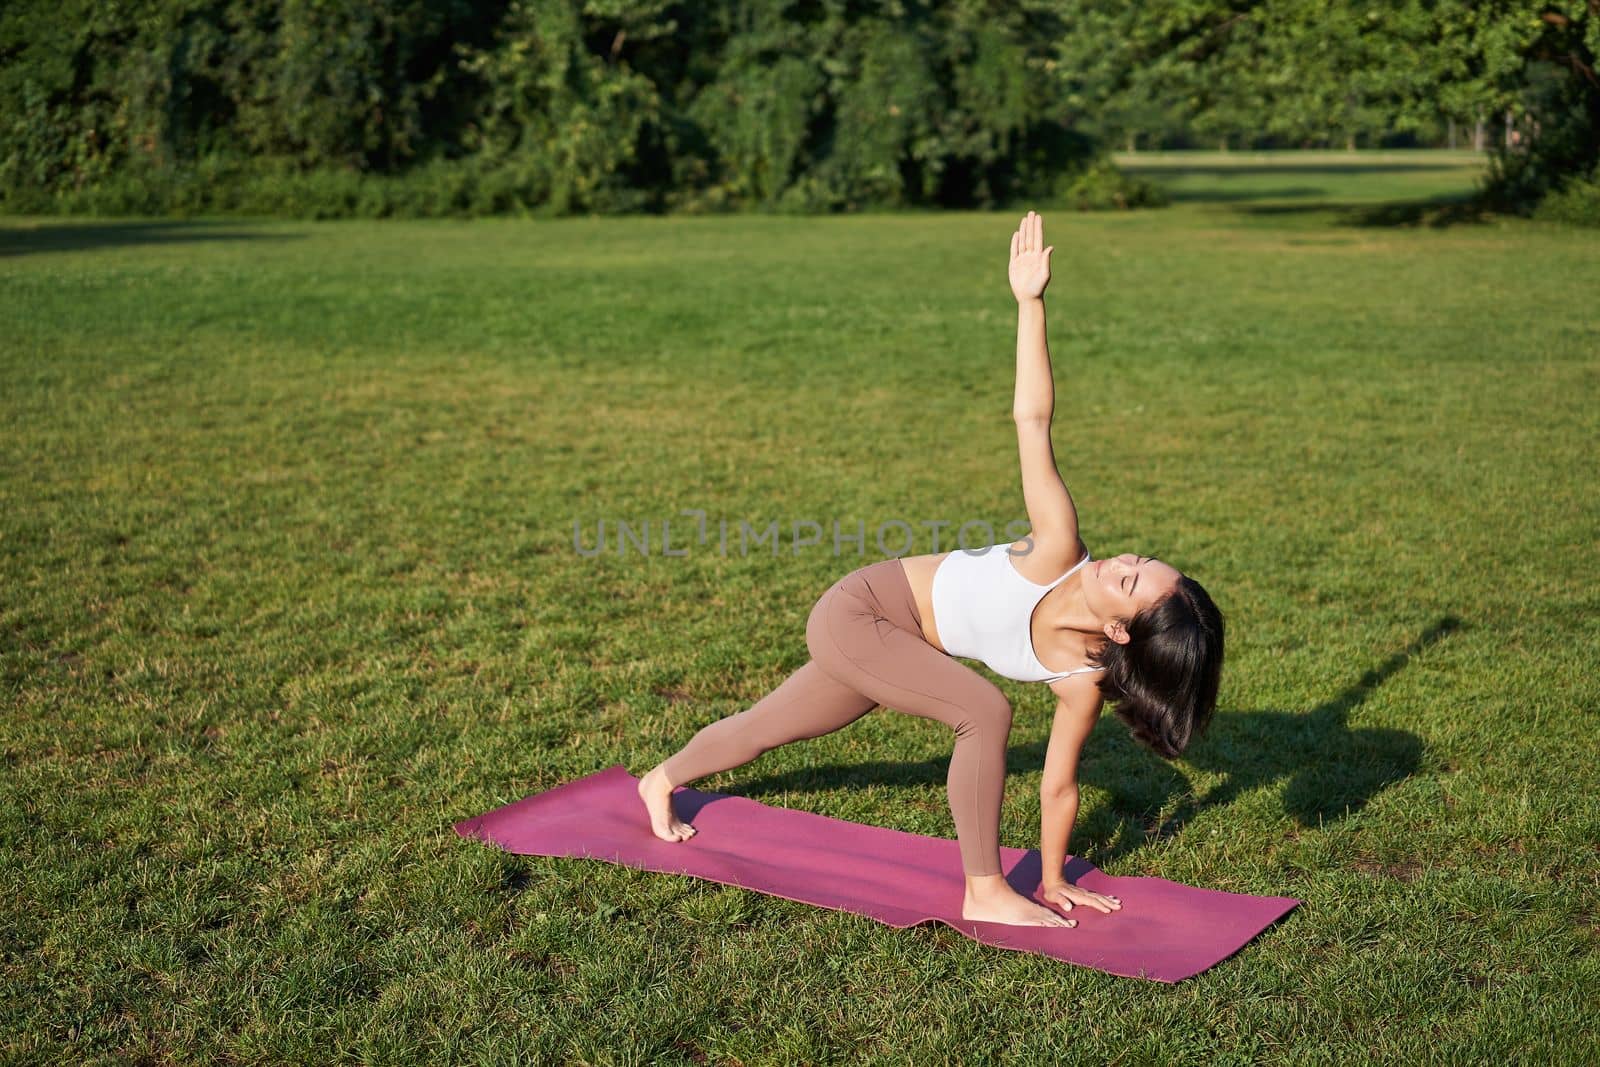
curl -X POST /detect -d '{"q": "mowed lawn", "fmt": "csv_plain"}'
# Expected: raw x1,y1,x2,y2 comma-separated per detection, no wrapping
3,153,1597,1064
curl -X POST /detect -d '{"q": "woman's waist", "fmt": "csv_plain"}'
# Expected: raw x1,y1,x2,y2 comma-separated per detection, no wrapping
894,554,950,652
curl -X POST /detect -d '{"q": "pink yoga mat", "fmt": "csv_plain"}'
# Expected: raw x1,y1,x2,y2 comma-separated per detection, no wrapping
454,764,1300,982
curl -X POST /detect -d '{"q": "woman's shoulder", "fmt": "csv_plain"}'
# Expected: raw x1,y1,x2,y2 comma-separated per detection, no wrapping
1045,667,1107,707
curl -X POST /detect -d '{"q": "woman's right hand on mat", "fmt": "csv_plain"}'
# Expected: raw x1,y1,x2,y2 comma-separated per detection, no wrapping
1040,881,1123,915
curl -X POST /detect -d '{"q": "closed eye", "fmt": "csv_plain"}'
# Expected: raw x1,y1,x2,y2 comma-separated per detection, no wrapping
1124,556,1150,596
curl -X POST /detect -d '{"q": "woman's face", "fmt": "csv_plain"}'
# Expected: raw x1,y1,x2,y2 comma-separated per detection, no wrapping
1087,553,1182,641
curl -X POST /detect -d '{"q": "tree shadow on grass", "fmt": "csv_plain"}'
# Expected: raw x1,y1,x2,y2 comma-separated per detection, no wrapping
1232,196,1489,229
1161,185,1332,203
0,220,304,257
725,616,1458,879
1120,163,1482,179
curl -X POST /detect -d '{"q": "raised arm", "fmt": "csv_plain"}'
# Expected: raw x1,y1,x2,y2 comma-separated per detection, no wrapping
1008,212,1082,562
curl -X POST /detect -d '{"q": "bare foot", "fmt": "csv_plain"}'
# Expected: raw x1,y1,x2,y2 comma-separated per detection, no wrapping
637,765,697,843
962,887,1076,928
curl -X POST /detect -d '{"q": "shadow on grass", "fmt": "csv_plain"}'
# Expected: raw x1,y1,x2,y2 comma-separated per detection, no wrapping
1071,615,1458,871
1232,196,1489,229
1120,163,1482,178
729,615,1458,880
1160,185,1331,203
0,220,304,257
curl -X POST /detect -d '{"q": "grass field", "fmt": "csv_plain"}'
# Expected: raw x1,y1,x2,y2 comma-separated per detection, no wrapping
3,151,1597,1064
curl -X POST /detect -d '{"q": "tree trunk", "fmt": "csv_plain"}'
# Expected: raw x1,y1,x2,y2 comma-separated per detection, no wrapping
1447,117,1457,149
1473,113,1485,152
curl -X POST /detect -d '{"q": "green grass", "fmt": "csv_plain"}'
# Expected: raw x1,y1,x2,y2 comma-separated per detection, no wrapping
4,150,1598,1064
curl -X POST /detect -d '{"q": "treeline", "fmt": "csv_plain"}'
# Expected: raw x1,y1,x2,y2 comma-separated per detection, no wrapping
1,1,1596,221
0,0,1165,218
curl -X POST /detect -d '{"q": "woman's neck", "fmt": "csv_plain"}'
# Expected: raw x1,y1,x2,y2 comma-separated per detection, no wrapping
1042,569,1107,636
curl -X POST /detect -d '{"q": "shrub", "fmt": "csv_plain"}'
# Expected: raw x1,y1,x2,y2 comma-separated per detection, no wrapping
1532,171,1600,227
1052,158,1169,212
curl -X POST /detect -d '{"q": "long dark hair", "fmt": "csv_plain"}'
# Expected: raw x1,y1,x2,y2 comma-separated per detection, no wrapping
1086,575,1224,760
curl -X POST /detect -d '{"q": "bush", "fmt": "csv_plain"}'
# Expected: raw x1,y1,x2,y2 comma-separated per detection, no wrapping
1531,171,1600,227
1052,158,1169,212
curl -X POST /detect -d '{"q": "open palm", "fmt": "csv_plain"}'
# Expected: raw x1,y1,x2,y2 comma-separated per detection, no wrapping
1008,210,1054,302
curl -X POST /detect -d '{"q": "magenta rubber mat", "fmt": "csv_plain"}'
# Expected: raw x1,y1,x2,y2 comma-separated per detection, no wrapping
454,764,1300,982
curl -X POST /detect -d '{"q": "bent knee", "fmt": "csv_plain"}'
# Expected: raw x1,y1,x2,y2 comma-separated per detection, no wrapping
955,692,1013,736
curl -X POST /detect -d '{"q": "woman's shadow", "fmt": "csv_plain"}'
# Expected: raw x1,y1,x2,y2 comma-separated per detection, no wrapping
728,616,1455,881
1055,615,1457,875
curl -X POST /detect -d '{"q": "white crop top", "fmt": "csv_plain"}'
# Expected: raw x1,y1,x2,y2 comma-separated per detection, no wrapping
929,542,1106,684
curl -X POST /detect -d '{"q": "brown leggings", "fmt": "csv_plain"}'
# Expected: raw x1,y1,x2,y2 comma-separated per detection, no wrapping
660,557,1015,877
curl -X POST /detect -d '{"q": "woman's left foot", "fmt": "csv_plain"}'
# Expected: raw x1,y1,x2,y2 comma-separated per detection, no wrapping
637,765,697,843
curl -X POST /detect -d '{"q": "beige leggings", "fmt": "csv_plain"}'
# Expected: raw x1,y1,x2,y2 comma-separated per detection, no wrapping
660,557,1016,877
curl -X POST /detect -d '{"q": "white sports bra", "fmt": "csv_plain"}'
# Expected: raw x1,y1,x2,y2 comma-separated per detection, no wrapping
929,542,1107,684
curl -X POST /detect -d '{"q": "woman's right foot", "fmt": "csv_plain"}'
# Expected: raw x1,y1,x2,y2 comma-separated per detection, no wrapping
962,887,1077,928
637,765,697,843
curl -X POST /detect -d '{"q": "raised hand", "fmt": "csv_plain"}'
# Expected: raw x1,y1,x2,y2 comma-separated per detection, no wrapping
1008,209,1054,303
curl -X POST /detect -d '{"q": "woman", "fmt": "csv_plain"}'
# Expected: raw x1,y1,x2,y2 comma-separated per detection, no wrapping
636,211,1224,928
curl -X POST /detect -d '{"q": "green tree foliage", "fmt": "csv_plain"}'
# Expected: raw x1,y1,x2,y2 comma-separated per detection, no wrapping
0,0,508,207
457,0,667,213
1463,2,1600,213
0,0,1162,216
3,0,1591,218
1054,1,1599,216
679,6,832,209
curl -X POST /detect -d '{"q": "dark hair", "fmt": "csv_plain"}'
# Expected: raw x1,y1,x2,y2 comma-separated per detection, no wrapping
1086,575,1224,760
